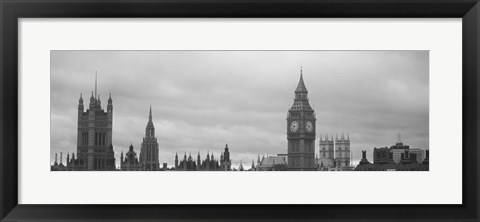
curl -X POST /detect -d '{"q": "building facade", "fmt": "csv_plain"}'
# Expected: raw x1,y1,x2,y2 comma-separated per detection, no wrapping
355,149,429,171
390,137,410,163
139,107,160,171
68,78,116,171
287,70,316,170
318,134,334,168
373,147,395,164
409,148,426,163
175,144,232,171
220,144,232,171
257,156,288,171
334,133,351,168
120,144,142,171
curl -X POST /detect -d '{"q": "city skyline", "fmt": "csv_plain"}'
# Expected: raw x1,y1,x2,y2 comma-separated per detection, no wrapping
51,51,429,169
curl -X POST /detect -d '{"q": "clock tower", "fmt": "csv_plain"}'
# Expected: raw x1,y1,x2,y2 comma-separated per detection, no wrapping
287,68,316,170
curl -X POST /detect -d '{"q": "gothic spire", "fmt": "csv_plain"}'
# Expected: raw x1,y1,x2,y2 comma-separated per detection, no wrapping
149,106,152,123
295,68,308,93
95,71,98,99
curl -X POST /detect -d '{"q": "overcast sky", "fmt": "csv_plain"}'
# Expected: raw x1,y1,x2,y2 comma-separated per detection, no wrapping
50,51,429,169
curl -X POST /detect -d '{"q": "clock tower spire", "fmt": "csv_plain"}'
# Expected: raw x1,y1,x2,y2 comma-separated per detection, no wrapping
287,67,316,170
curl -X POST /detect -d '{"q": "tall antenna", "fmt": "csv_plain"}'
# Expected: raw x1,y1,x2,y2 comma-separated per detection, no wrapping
95,71,98,99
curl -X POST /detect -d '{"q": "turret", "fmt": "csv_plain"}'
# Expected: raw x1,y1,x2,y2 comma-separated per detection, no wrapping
89,92,96,109
174,152,178,169
97,94,101,107
197,152,201,166
107,93,113,113
78,94,84,115
224,144,230,160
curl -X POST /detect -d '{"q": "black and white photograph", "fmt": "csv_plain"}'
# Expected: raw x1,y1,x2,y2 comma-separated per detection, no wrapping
50,50,429,171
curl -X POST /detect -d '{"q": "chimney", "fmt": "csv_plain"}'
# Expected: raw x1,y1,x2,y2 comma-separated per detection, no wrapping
362,150,366,159
60,152,63,165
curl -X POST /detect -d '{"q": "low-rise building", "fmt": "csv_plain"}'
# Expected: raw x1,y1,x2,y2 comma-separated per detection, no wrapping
257,156,287,171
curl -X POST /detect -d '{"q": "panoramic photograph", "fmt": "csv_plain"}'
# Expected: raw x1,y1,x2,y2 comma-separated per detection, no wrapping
50,51,429,171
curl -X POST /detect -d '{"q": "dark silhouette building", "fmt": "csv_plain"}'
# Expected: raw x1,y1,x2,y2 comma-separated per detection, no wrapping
175,144,232,171
66,75,115,171
287,68,316,170
355,150,429,171
139,107,160,170
120,144,142,171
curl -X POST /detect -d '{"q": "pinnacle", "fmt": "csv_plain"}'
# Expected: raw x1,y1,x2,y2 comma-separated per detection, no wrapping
295,72,308,93
148,106,153,123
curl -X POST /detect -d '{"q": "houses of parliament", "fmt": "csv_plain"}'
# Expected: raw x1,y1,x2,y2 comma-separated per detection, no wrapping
51,68,427,171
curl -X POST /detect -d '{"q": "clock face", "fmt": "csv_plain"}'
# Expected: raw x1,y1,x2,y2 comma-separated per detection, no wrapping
289,121,299,132
305,121,313,132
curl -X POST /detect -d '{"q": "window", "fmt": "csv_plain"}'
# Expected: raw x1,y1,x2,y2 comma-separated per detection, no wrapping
94,132,98,145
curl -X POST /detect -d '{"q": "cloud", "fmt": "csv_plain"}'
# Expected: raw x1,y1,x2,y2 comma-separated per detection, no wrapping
51,51,429,167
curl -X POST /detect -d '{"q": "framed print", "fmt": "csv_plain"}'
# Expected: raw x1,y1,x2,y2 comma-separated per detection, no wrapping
1,0,479,221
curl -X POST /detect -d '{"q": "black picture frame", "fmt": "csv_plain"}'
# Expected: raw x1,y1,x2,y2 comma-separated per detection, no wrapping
1,0,479,221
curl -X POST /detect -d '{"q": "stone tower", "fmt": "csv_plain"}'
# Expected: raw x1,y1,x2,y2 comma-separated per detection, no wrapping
76,74,115,170
318,134,334,168
334,133,351,168
287,68,316,170
175,152,179,169
120,143,142,171
139,106,160,170
220,144,232,171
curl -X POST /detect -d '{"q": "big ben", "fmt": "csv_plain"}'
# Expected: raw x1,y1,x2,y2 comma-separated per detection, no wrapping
287,68,316,170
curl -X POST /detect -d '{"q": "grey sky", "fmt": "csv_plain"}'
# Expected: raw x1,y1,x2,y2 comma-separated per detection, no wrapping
50,51,429,168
